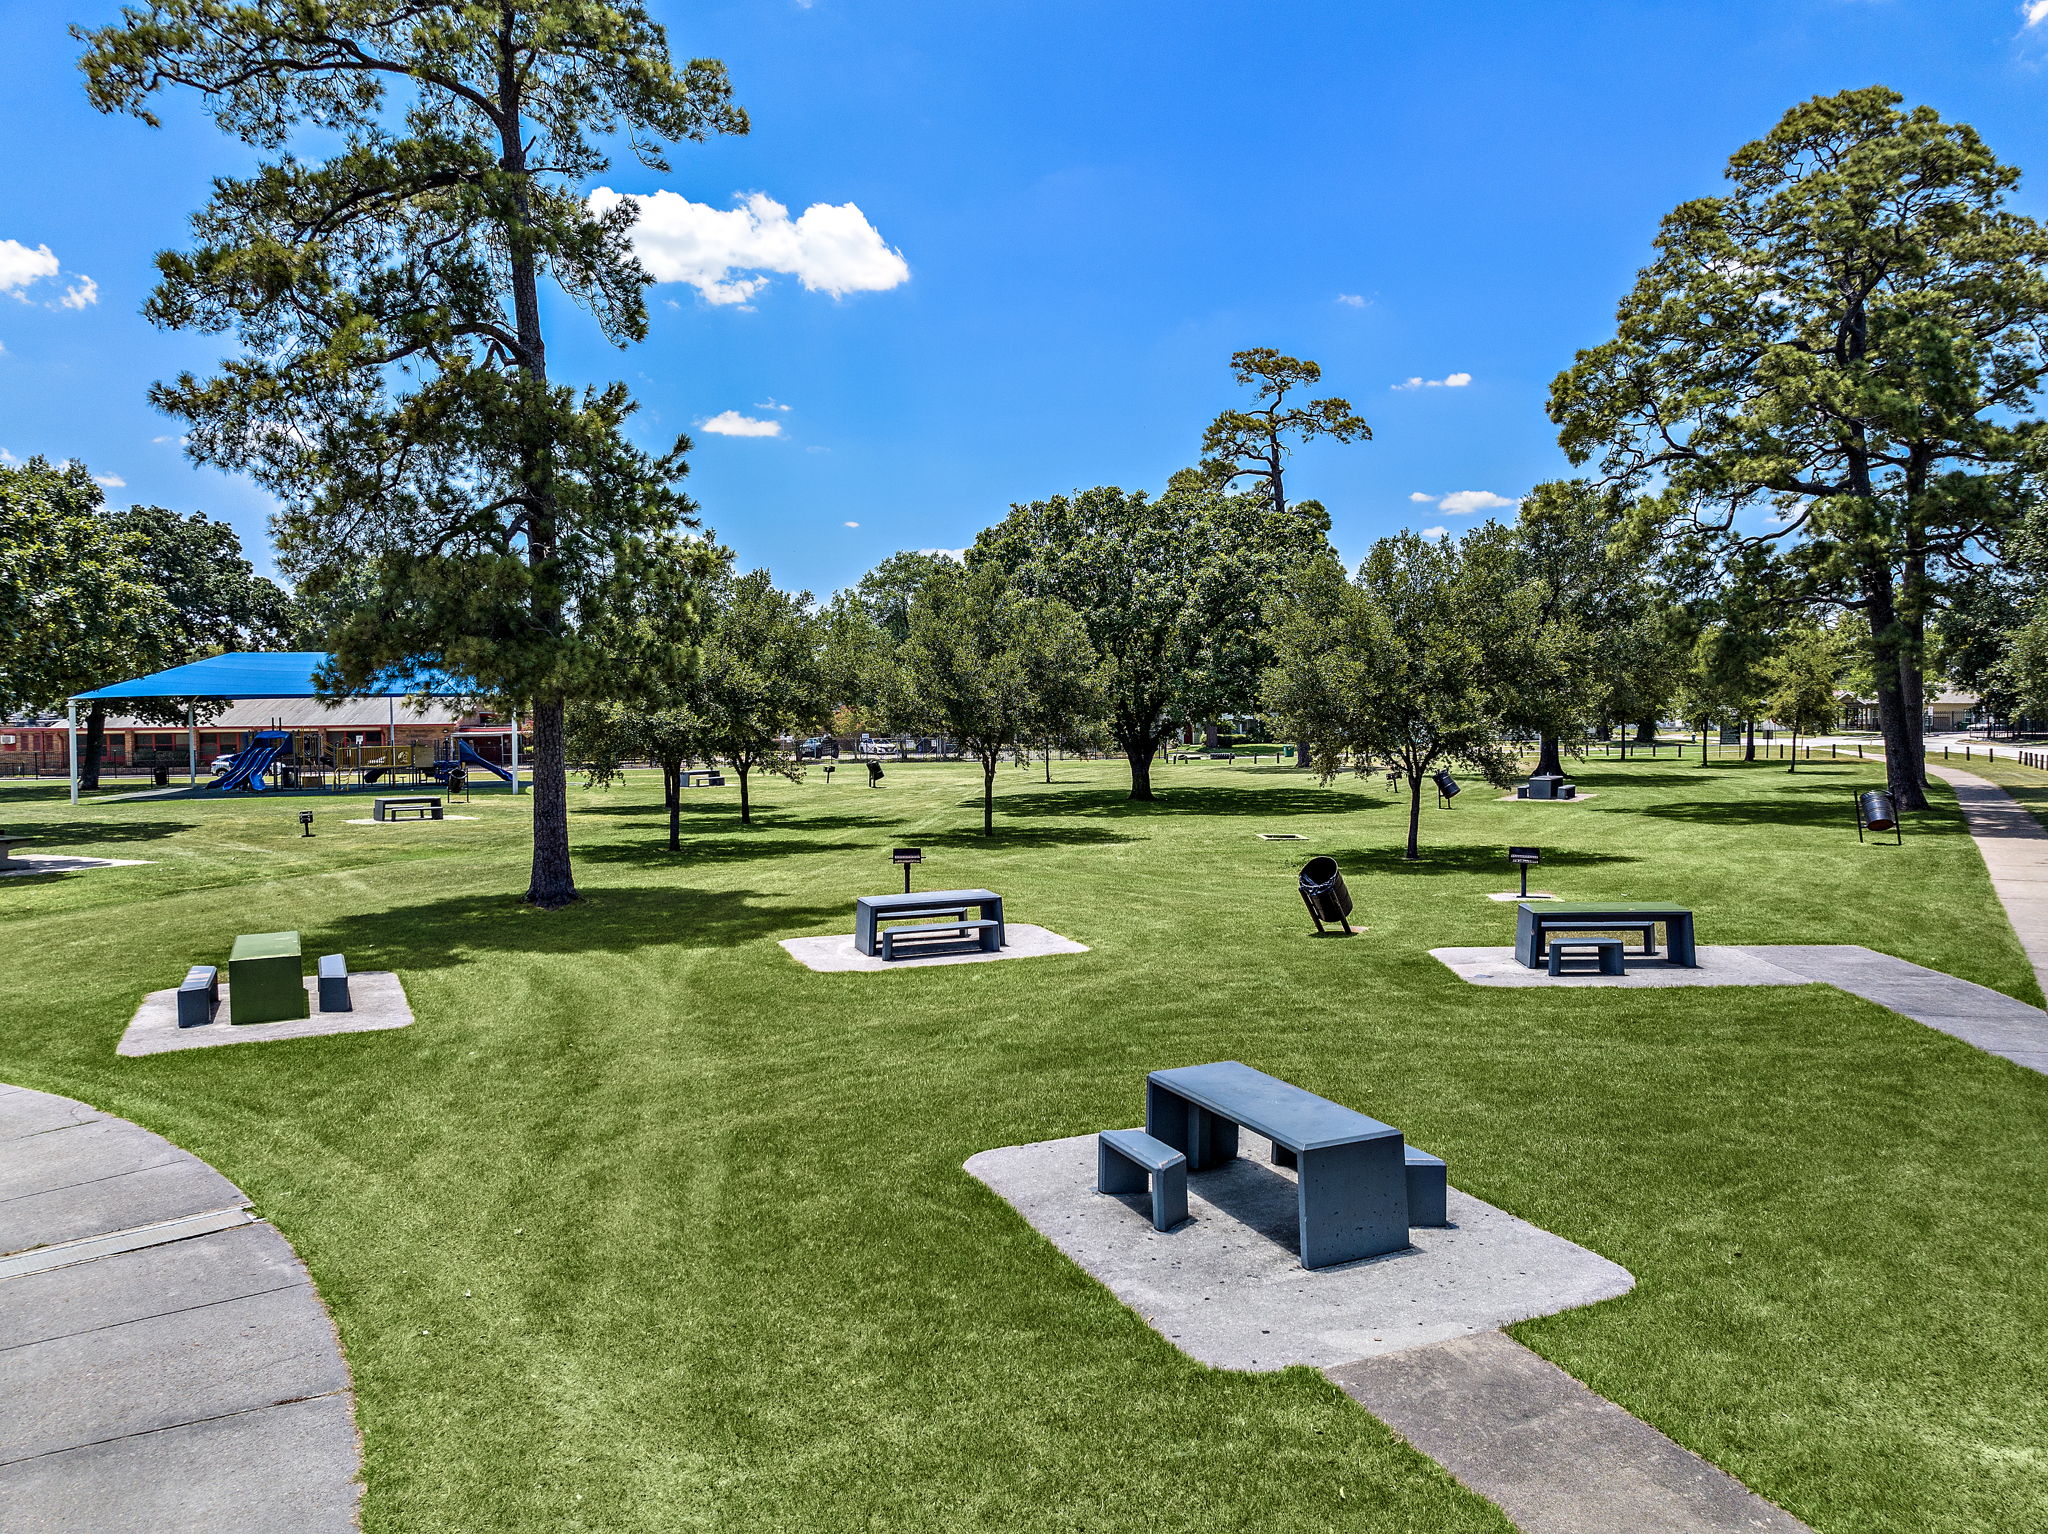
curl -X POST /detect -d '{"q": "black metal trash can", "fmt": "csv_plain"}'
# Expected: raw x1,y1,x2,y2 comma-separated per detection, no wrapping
1299,856,1354,934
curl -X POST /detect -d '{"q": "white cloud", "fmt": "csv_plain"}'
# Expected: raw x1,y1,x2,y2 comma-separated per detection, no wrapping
843,521,860,528
1408,491,1434,503
916,547,967,562
0,448,18,463
700,410,783,437
0,240,59,296
1392,372,1473,391
1420,526,1450,540
2028,0,2048,25
93,473,125,488
592,188,910,306
1336,293,1367,308
754,398,792,412
1437,489,1518,516
59,277,98,310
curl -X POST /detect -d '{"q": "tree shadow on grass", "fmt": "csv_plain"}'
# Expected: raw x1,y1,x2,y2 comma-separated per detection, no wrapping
1316,844,1640,876
912,825,1138,849
0,819,199,845
305,885,843,971
574,836,866,867
990,785,1389,820
1622,796,1973,832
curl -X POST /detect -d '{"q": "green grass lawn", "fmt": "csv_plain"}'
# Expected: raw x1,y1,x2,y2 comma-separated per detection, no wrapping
4,755,2047,1533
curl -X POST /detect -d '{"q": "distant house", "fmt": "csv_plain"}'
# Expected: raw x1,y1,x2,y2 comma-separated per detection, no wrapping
1839,691,1980,733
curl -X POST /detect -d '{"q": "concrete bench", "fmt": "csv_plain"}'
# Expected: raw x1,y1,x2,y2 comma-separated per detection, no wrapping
1548,937,1627,976
317,953,352,1012
374,797,443,822
1405,1147,1449,1226
682,769,726,787
0,835,33,871
1097,1128,1188,1231
177,965,218,1029
880,918,1000,960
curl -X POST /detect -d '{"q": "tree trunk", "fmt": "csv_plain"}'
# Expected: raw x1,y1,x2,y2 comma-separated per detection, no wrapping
1405,772,1423,861
1535,732,1564,778
1043,743,1051,783
1863,573,1930,810
1698,724,1708,767
737,762,752,825
524,695,576,908
1787,725,1799,773
1203,720,1219,750
663,760,681,850
1119,727,1158,800
1744,718,1756,762
983,755,997,835
82,703,107,790
1634,719,1656,744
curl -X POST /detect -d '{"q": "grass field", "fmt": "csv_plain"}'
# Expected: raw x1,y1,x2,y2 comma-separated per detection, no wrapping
3,754,2047,1533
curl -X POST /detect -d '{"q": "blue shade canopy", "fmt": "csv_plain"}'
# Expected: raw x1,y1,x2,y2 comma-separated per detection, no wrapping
73,652,471,701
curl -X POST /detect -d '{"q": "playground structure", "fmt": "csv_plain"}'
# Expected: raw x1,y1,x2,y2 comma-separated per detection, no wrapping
207,731,520,795
63,654,531,804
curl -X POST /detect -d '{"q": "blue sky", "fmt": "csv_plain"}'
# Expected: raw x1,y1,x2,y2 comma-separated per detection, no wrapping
7,0,2048,597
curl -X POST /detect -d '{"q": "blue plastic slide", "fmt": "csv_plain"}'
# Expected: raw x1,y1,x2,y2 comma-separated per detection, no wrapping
455,739,515,783
211,731,291,793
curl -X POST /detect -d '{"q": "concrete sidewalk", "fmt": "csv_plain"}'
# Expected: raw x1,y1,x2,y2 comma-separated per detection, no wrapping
1926,763,2048,1005
0,1084,361,1532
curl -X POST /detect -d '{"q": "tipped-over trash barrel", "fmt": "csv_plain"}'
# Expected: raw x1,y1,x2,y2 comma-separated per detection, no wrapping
1859,789,1898,833
1299,856,1354,935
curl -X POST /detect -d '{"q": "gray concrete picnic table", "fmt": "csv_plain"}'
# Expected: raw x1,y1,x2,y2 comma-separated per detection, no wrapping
853,888,1005,956
1145,1061,1411,1268
1516,901,1698,969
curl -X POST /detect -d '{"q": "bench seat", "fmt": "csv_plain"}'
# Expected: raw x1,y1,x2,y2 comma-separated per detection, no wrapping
177,964,218,1029
880,918,1000,960
1548,937,1626,976
1097,1128,1188,1231
317,953,352,1012
1404,1147,1449,1226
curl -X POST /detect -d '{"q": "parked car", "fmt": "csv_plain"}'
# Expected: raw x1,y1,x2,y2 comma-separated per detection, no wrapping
857,740,901,757
798,736,839,759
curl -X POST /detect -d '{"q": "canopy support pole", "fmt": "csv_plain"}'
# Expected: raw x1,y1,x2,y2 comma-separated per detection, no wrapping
510,713,521,794
68,702,78,804
187,703,196,786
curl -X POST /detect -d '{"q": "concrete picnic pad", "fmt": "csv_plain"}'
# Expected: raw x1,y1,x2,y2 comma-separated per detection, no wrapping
970,1130,1814,1532
780,922,1088,973
119,971,414,1057
0,1084,361,1532
965,1131,1634,1370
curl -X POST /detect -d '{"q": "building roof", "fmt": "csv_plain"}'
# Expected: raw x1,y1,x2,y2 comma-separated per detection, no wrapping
72,651,470,702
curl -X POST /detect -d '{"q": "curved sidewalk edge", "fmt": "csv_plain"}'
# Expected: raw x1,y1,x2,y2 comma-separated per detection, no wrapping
0,1084,362,1533
1927,763,2048,1007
